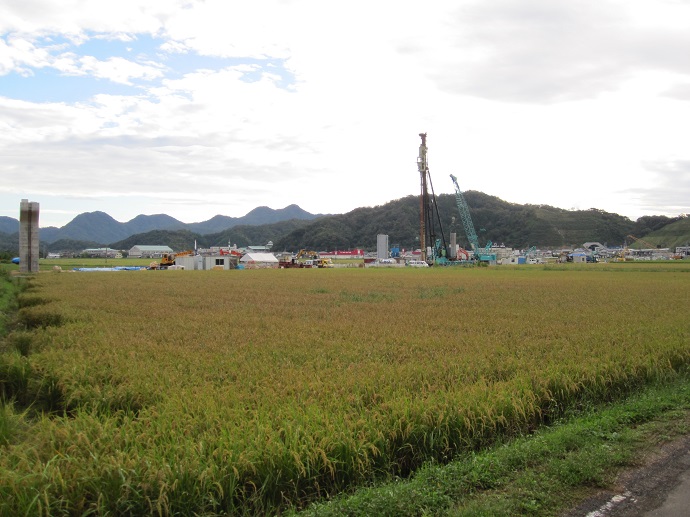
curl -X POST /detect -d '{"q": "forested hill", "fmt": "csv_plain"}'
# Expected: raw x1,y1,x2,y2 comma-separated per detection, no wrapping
272,193,685,251
107,219,315,252
1,194,686,254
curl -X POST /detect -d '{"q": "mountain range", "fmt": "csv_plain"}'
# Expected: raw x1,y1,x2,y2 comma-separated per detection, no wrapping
0,204,320,245
0,194,688,254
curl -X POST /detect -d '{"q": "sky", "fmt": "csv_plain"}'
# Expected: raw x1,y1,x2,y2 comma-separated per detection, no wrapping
1,0,689,228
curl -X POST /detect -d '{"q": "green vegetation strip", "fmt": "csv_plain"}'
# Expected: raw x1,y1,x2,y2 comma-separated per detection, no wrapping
0,268,16,336
296,374,690,516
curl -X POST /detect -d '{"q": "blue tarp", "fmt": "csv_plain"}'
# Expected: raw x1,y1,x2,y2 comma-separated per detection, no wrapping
73,267,146,272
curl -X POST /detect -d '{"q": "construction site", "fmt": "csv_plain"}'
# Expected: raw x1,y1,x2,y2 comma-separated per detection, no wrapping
36,133,688,272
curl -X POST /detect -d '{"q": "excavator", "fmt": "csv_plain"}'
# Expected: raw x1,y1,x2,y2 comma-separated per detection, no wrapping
279,249,334,268
299,250,334,268
151,249,195,269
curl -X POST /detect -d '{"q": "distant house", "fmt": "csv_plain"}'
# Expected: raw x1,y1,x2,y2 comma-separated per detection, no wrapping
569,252,588,263
128,245,173,258
82,248,118,258
676,246,690,258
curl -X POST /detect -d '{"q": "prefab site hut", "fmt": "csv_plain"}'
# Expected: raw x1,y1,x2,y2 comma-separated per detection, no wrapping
174,254,240,270
175,255,203,270
205,255,240,270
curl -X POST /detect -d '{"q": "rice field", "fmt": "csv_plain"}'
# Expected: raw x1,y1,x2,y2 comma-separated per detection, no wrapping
1,263,689,515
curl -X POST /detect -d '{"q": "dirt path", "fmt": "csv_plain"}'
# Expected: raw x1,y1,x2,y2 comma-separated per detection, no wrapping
564,433,690,516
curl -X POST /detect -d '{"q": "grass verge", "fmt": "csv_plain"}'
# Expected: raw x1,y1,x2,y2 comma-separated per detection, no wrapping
0,267,16,336
294,372,690,516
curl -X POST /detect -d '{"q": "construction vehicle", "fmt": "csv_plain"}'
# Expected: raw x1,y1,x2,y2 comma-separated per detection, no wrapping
524,246,544,264
295,249,319,261
219,248,243,257
615,235,653,261
626,234,657,250
457,248,470,260
450,174,495,263
278,250,333,268
417,133,495,265
315,257,334,268
624,234,664,260
295,250,334,268
155,249,195,269
278,253,300,268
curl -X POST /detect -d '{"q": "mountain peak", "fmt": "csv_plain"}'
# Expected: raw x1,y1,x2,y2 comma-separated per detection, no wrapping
37,205,320,244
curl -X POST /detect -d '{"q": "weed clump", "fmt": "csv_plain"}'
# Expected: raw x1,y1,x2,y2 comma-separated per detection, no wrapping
16,307,64,329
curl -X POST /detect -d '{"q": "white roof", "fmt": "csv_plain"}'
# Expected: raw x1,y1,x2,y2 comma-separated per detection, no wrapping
240,252,278,263
129,245,173,252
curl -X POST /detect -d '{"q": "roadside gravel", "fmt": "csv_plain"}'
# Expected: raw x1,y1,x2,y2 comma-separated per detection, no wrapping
564,431,690,516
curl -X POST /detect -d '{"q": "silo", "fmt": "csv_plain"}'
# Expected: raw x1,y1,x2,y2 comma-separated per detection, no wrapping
19,199,40,273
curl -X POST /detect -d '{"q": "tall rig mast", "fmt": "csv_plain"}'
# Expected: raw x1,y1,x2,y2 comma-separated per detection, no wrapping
417,133,447,264
417,133,429,262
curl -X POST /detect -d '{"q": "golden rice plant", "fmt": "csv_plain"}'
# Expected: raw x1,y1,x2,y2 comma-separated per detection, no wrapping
0,263,688,514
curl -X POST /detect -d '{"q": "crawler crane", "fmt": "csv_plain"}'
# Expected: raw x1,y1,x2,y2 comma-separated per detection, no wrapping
450,174,494,262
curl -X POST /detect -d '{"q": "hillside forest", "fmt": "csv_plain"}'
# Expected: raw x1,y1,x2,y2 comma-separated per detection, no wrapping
0,192,688,256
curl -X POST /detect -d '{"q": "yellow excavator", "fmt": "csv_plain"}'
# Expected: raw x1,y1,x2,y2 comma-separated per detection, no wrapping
279,249,334,268
151,249,195,269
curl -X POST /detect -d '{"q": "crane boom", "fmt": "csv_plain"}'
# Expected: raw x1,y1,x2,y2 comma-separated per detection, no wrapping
626,234,656,249
450,174,481,253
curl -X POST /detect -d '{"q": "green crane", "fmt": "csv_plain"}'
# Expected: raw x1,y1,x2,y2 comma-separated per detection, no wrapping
450,174,493,261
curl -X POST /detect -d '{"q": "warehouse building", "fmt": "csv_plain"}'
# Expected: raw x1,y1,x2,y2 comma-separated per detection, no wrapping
82,248,120,258
128,245,173,258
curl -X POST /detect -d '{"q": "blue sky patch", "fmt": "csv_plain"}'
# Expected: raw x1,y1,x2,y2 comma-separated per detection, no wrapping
0,68,143,103
0,32,296,103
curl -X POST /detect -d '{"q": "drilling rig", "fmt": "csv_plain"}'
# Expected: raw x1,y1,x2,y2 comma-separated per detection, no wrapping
417,133,450,264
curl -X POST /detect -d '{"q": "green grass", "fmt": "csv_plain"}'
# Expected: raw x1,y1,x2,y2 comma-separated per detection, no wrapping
0,268,14,336
295,373,690,516
0,266,30,337
38,257,153,270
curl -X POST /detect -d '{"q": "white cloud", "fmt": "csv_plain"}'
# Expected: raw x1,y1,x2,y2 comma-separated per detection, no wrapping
0,0,172,35
0,0,689,228
635,160,690,216
406,0,690,103
76,55,164,84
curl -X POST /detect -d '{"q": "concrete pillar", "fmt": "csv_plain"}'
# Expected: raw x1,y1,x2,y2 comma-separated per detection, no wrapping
450,233,457,259
19,199,40,273
376,234,389,260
